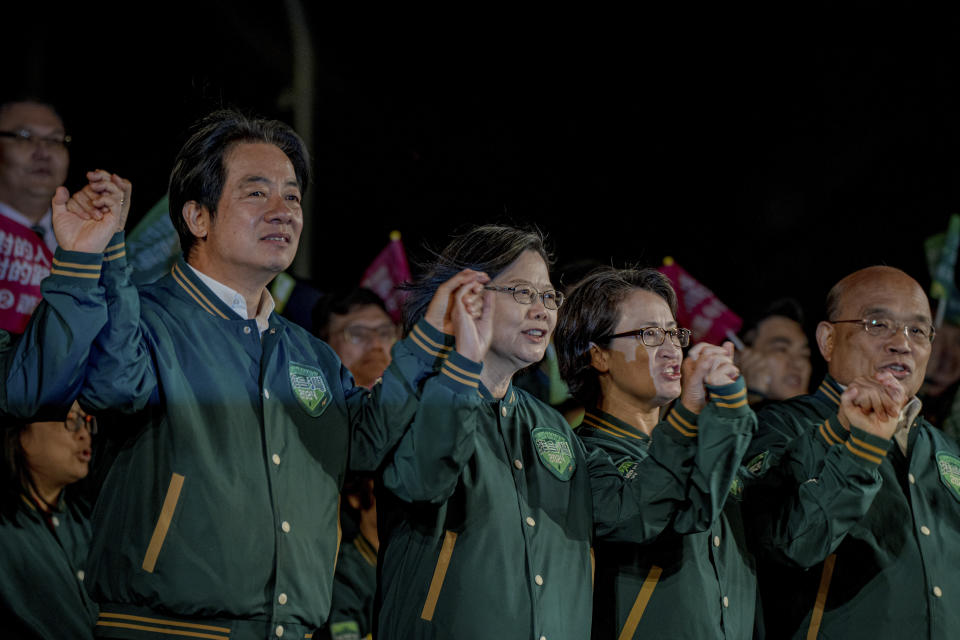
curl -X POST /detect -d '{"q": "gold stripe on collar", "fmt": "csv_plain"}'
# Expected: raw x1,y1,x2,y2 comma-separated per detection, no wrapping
171,264,228,319
582,413,646,440
819,381,841,406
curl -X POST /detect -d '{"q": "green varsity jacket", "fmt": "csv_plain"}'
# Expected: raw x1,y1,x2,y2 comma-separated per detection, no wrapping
80,243,457,640
580,377,758,639
748,376,960,639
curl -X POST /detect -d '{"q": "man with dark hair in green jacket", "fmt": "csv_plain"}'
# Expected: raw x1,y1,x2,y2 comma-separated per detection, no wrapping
748,265,958,639
78,110,486,639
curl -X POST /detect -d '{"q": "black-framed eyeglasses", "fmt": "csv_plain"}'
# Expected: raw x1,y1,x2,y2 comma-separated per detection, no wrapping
64,411,97,435
0,128,71,149
605,326,692,348
342,323,398,346
484,285,565,310
830,317,936,345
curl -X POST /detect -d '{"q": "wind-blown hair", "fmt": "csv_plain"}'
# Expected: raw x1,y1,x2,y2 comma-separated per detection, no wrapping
401,225,552,334
555,266,677,408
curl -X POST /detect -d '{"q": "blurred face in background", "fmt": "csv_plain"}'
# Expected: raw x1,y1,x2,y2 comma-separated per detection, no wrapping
326,304,398,387
0,102,69,214
747,315,812,400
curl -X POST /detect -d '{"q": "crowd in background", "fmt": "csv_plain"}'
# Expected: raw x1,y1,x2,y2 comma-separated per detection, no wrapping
2,98,960,640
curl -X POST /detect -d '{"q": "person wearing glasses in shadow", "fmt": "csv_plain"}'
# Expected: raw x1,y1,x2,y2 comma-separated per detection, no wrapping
0,401,100,639
375,227,752,640
553,266,757,639
313,287,399,389
744,265,960,639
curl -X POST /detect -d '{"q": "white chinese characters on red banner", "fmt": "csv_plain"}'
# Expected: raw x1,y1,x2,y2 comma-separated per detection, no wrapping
0,215,53,333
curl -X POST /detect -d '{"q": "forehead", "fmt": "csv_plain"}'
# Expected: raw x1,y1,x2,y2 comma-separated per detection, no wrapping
223,142,297,184
615,288,675,328
837,273,932,321
0,102,64,131
754,315,807,344
330,304,393,328
494,249,550,285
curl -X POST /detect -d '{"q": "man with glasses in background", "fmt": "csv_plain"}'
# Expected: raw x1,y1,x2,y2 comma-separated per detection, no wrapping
0,99,70,332
313,287,399,388
746,265,959,639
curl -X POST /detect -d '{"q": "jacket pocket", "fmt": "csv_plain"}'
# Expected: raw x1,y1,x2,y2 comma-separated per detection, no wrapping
420,530,458,621
806,553,837,639
619,565,662,640
141,473,185,573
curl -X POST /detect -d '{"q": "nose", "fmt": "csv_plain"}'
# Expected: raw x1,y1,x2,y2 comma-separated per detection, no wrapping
659,339,681,358
527,296,548,320
265,194,296,223
886,327,913,353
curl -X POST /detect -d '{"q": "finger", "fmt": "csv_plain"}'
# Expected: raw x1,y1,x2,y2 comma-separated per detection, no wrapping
51,186,70,211
86,169,112,183
66,199,96,220
722,341,735,359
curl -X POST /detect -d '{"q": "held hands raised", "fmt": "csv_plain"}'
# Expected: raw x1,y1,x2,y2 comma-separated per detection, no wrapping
423,269,493,362
680,341,740,414
839,371,906,440
52,170,132,253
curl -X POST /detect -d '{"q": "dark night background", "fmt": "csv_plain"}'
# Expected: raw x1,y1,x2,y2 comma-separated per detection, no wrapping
6,5,960,332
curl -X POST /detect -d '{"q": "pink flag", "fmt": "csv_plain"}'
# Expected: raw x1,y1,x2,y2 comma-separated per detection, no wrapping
360,231,412,324
658,257,743,346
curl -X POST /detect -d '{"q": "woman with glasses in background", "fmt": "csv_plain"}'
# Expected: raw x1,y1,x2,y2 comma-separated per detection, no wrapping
375,226,752,640
554,266,758,639
0,400,99,639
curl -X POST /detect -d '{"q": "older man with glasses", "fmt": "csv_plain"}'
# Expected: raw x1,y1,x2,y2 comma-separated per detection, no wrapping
745,265,958,639
0,99,71,332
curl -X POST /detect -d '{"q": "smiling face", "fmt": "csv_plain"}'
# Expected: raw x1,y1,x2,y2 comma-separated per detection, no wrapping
818,267,933,400
483,250,557,383
187,142,302,289
0,102,69,216
20,401,92,502
751,315,812,400
598,288,683,410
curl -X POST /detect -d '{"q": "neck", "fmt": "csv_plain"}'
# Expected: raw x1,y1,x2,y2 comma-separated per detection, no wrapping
187,254,267,319
480,362,514,400
0,190,49,225
598,392,663,436
28,475,63,509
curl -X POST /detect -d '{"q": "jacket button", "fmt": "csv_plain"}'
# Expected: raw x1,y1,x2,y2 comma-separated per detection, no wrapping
264,389,270,399
281,521,291,533
513,459,523,470
934,586,943,597
909,473,916,484
51,516,60,527
501,406,507,417
526,517,536,527
921,525,931,536
723,596,730,608
278,593,288,605
275,625,284,637
535,574,544,586
272,454,281,465
76,570,85,581
244,326,252,335
713,535,721,547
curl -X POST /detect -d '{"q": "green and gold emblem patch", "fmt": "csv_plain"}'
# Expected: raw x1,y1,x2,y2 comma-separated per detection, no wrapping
936,451,960,503
729,475,744,500
618,460,639,480
289,362,330,416
532,427,576,481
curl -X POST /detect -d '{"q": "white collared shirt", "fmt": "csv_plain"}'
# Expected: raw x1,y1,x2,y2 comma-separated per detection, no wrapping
0,201,57,253
186,264,275,335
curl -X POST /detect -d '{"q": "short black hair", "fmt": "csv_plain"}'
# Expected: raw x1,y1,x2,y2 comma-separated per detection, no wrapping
555,266,677,408
740,297,806,346
168,109,310,259
312,288,390,341
401,224,553,334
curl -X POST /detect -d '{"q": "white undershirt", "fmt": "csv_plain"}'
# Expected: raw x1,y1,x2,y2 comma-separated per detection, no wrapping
186,264,275,335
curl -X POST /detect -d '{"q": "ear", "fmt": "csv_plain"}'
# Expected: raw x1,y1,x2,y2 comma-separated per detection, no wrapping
182,201,210,240
815,321,834,362
589,342,610,373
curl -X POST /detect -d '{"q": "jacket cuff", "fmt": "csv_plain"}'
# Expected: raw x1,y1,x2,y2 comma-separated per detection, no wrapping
436,350,483,393
663,402,699,439
406,319,456,368
842,426,893,470
102,232,127,266
48,247,102,288
707,376,750,415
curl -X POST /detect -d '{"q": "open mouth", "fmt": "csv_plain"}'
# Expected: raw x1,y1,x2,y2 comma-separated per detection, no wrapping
662,364,682,381
522,328,547,342
881,363,912,379
261,234,291,244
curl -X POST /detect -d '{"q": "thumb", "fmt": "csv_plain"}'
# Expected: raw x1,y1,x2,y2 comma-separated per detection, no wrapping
52,186,70,208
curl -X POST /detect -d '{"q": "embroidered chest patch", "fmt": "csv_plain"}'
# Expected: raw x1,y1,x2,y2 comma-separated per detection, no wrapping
618,460,639,480
532,427,576,481
936,451,960,503
729,475,744,501
289,362,330,416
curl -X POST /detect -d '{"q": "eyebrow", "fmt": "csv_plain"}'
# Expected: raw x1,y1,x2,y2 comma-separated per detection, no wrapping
236,176,300,190
505,279,555,289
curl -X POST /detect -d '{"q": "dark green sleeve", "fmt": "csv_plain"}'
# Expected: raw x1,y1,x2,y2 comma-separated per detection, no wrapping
378,337,484,503
347,319,471,473
79,233,157,414
591,376,756,542
746,411,889,569
1,246,106,420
